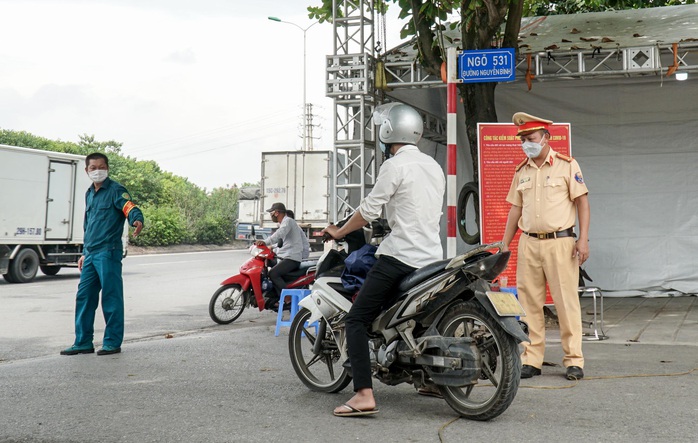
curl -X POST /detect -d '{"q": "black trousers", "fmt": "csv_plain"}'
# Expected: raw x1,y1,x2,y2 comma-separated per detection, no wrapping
345,255,416,391
268,258,300,299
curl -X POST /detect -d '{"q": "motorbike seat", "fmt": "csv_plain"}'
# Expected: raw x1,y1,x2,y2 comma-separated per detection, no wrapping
281,260,317,282
397,258,451,292
328,281,356,302
299,260,317,270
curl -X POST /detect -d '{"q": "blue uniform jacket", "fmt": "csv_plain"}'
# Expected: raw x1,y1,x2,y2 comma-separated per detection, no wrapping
84,177,144,254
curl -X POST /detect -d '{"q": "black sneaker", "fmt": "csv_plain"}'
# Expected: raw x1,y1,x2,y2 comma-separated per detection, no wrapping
565,366,584,380
521,364,542,379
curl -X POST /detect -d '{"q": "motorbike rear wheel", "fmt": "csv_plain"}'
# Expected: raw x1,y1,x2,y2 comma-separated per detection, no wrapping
436,300,521,421
208,284,247,324
288,308,351,393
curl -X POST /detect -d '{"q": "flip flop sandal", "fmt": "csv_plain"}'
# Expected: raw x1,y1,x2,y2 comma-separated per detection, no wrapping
333,404,379,417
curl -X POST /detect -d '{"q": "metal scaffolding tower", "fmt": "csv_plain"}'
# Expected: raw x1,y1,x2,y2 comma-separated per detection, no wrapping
326,0,377,222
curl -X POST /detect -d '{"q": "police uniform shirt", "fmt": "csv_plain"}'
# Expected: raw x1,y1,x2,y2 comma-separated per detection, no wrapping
506,149,588,234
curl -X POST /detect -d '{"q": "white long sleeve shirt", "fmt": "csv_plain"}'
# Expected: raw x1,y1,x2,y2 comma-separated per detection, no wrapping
358,145,445,268
265,215,305,262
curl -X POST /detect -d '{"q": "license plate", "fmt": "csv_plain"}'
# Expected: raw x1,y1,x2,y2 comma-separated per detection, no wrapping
486,291,526,317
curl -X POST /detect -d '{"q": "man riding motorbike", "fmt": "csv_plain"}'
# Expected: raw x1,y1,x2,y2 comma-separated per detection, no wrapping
322,102,446,417
256,202,307,309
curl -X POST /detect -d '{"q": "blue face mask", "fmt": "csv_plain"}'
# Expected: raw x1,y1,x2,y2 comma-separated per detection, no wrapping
380,141,392,159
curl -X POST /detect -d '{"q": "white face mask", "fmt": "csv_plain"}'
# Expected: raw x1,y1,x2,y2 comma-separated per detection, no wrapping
522,139,545,158
88,169,109,183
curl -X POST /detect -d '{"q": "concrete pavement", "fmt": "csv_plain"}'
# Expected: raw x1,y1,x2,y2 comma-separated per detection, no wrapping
1,295,696,443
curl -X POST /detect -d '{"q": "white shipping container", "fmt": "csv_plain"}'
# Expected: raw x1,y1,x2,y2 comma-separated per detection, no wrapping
0,145,90,245
260,151,331,227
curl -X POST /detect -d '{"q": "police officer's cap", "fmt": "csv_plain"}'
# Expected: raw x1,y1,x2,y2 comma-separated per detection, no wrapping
512,112,553,136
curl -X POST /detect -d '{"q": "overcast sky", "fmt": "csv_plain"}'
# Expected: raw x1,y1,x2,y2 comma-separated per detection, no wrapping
0,0,407,190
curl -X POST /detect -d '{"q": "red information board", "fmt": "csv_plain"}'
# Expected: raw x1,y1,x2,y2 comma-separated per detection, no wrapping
478,123,571,304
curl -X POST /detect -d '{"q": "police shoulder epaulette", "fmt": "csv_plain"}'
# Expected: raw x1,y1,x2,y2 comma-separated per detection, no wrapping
515,158,528,172
556,152,573,162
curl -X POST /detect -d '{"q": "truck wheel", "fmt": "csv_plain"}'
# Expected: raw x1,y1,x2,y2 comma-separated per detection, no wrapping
8,248,40,283
40,265,61,276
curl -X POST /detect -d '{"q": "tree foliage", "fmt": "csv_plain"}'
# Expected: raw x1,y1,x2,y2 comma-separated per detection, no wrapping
0,129,249,246
526,0,694,16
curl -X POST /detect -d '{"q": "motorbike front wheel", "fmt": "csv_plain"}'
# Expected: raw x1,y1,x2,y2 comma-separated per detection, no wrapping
436,300,521,421
208,284,247,324
288,308,352,393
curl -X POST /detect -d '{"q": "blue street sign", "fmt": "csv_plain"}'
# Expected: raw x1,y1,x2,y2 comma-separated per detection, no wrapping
457,48,516,83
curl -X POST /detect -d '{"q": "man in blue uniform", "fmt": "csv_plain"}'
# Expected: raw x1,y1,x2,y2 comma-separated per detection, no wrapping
61,152,144,356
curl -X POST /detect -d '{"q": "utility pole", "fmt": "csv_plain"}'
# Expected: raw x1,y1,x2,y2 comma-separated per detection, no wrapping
268,16,319,151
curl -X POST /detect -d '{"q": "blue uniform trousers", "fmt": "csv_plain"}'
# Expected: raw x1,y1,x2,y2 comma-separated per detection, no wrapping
73,248,124,348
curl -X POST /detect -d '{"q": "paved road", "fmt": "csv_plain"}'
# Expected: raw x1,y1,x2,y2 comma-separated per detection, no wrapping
1,251,697,442
0,249,264,362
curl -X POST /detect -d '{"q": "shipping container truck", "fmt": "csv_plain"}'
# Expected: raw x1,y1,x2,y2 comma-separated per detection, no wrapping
0,145,127,283
260,151,332,252
234,186,271,243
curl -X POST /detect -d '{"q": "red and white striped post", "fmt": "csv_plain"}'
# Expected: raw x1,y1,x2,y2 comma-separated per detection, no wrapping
445,47,459,258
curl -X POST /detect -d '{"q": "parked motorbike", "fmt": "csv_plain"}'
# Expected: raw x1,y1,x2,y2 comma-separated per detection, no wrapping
208,244,316,324
287,224,529,421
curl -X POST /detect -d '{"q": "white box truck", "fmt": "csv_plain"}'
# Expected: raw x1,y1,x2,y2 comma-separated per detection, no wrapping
0,145,127,283
260,151,332,252
235,186,271,243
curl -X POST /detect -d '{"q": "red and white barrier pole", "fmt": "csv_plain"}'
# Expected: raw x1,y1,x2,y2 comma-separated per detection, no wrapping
446,47,458,258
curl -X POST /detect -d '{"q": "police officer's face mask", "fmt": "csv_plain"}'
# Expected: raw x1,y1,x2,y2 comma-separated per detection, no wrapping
521,137,546,158
88,169,109,183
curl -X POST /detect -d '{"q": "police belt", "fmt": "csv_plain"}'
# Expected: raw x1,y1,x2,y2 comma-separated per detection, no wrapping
524,227,576,240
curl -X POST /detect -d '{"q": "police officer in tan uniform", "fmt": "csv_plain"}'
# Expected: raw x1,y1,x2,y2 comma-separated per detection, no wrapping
501,112,590,380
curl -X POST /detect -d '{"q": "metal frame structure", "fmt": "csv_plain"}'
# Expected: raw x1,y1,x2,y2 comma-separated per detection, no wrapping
381,43,698,87
327,0,377,221
326,0,449,221
327,4,698,223
518,42,698,80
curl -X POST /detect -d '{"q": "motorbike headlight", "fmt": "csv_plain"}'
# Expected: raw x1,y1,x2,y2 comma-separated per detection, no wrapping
462,251,510,281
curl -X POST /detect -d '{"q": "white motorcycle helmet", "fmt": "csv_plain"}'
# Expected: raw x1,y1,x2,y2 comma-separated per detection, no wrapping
372,103,423,157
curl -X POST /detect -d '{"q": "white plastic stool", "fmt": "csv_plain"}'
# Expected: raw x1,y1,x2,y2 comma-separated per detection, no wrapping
578,286,608,341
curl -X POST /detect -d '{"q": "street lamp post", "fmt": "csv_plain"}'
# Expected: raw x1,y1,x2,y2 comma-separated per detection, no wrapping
268,16,319,151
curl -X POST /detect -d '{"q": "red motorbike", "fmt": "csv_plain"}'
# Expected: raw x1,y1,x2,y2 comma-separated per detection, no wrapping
208,244,316,324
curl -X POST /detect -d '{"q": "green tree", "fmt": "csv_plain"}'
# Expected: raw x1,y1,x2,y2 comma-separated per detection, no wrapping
0,129,81,154
78,133,122,154
527,0,694,15
0,129,239,246
130,205,189,246
195,185,240,244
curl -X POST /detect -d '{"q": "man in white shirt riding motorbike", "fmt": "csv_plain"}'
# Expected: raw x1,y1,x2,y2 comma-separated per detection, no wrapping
256,202,306,309
322,103,446,417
